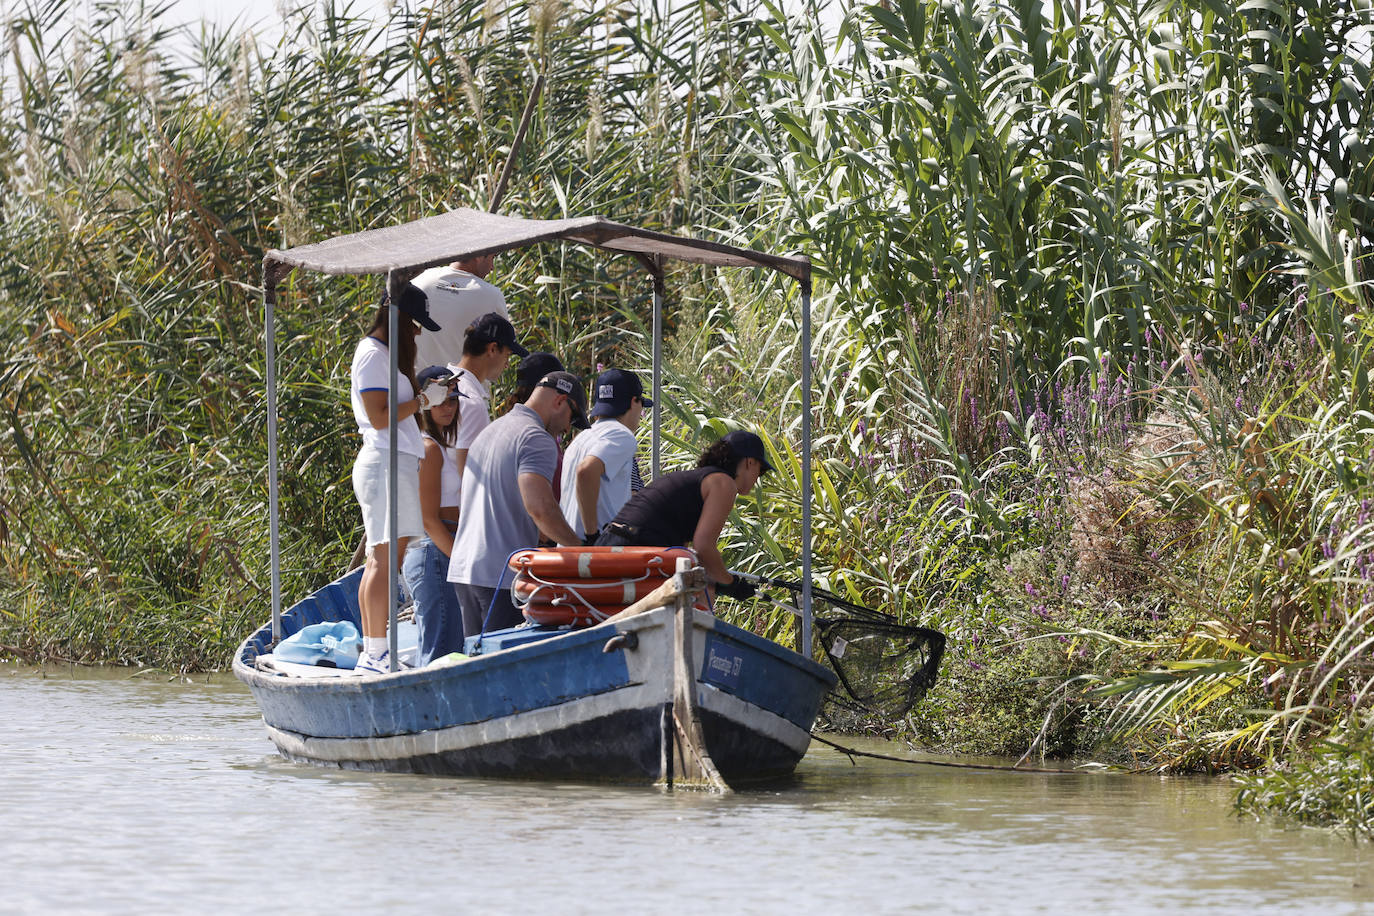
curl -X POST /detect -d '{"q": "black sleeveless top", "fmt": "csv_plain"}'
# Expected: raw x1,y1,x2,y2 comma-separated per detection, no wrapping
606,466,731,546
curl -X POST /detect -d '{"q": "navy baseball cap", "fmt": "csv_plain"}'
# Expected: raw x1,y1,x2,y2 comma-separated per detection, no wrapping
416,365,462,401
517,352,565,391
536,371,590,429
591,368,652,419
721,429,774,474
466,311,528,357
397,283,440,332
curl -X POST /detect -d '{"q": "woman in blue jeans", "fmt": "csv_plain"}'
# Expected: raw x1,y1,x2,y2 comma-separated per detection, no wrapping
402,365,467,665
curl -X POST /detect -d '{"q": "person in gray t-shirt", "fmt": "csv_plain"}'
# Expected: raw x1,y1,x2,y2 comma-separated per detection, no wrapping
447,371,590,636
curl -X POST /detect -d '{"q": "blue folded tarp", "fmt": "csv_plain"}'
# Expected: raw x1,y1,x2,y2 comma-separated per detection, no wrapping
274,620,362,668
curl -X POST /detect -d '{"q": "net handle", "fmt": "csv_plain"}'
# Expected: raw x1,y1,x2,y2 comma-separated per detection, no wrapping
731,571,900,622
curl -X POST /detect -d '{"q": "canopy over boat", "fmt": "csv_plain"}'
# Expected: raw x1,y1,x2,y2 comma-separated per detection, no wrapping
260,207,815,666
263,207,810,282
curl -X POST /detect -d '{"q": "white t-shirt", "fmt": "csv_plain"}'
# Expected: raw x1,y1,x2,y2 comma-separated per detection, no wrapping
423,432,462,508
449,365,493,451
350,337,425,458
412,266,509,369
559,419,639,538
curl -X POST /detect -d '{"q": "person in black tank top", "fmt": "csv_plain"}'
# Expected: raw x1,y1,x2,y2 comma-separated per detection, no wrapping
597,430,774,601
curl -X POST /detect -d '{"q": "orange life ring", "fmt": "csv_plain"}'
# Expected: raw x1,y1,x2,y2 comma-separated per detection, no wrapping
512,576,666,607
508,546,696,580
521,601,617,627
520,596,711,628
509,546,705,628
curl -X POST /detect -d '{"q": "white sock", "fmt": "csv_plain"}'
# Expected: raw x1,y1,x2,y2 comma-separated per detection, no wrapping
364,637,387,656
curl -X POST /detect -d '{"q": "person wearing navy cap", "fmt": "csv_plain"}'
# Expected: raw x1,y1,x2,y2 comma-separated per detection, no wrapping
595,428,773,602
444,311,529,494
348,283,448,674
401,365,467,666
559,368,652,544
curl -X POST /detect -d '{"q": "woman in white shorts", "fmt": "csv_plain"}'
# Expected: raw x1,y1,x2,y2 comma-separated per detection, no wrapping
350,284,448,674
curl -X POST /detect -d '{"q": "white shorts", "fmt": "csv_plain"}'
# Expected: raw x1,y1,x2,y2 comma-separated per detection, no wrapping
352,447,424,548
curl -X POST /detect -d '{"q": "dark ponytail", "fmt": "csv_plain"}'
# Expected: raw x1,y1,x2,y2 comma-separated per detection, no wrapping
696,438,742,475
364,299,419,389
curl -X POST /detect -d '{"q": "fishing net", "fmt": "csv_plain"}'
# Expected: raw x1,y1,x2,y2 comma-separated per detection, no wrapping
750,576,947,733
816,615,946,729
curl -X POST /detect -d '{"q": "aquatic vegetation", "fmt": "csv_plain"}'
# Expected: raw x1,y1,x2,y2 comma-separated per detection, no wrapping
1235,720,1374,839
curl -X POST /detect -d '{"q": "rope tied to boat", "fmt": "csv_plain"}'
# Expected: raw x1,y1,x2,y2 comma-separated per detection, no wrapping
511,565,660,623
809,732,1098,775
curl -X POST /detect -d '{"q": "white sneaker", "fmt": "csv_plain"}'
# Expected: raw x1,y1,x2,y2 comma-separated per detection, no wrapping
354,650,392,675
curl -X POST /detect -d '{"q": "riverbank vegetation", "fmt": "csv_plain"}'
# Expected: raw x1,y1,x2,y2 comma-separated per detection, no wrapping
2,0,1371,835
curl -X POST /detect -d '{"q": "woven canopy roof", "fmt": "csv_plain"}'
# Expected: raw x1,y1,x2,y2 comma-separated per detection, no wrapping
263,208,809,284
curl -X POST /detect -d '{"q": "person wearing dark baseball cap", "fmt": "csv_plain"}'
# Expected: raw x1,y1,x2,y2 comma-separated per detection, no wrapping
444,311,530,487
500,351,565,414
466,312,529,358
559,368,651,544
493,352,573,495
347,282,443,674
534,370,591,431
595,427,774,603
396,282,442,331
590,368,653,417
518,352,565,391
447,370,588,635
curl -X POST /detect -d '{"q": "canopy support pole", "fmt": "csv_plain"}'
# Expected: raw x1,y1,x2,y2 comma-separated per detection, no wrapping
386,271,400,672
265,271,282,645
650,265,665,480
800,276,813,658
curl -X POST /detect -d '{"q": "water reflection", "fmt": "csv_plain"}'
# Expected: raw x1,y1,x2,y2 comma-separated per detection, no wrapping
3,665,1369,914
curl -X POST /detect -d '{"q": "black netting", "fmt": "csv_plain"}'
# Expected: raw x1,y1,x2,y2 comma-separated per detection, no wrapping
817,616,946,719
750,576,947,731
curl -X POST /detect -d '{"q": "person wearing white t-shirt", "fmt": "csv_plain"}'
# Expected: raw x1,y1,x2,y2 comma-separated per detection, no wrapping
412,254,509,370
560,368,651,543
444,311,528,487
401,365,466,666
349,284,449,675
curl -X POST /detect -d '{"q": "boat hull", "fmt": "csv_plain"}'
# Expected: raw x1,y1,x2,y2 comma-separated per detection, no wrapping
233,570,835,785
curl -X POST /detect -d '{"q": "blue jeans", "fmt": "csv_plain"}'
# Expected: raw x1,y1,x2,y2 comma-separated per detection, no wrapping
402,536,465,665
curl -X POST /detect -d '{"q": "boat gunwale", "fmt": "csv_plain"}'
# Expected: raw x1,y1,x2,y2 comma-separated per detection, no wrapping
232,603,836,695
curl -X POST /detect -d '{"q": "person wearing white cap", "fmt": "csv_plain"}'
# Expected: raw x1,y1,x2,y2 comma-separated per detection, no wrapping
559,368,651,543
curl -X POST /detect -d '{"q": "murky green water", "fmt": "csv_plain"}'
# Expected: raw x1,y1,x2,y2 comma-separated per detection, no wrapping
4,664,1371,914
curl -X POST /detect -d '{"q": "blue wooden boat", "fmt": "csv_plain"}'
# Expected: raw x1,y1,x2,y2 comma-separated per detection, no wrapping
239,210,840,789
233,566,837,785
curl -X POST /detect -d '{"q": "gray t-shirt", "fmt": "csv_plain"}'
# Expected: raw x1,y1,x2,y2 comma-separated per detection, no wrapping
447,403,558,588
